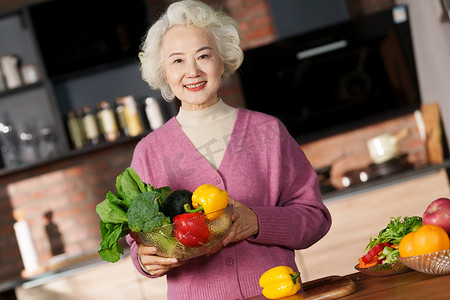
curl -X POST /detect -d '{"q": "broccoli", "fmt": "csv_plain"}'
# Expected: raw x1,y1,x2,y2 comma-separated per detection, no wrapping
127,192,171,232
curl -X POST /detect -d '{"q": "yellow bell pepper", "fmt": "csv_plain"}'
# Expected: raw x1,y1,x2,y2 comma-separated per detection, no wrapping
259,266,301,299
186,184,229,220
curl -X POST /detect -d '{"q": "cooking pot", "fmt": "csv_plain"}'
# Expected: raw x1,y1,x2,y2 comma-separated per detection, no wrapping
366,129,409,164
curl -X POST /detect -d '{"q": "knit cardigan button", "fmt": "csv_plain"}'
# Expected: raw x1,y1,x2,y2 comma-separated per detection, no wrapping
226,257,234,265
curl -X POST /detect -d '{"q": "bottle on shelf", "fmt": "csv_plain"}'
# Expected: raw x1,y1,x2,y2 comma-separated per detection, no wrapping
115,97,129,136
96,101,120,142
120,95,144,137
0,54,22,89
81,106,101,146
0,119,21,168
66,110,85,149
0,68,6,92
145,97,165,131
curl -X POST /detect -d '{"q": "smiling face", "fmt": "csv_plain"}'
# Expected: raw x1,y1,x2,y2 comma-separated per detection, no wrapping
162,25,224,111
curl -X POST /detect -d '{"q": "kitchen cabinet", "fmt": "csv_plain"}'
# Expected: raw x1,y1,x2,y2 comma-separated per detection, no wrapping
0,4,173,175
295,168,450,282
0,9,69,170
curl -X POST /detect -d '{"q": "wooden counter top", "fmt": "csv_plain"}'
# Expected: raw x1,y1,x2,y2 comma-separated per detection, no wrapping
341,271,450,299
249,271,450,299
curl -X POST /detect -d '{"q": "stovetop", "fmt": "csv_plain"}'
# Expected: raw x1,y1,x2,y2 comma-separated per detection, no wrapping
321,159,450,200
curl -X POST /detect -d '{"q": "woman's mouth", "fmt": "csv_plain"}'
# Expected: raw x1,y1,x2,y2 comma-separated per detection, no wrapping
184,81,206,91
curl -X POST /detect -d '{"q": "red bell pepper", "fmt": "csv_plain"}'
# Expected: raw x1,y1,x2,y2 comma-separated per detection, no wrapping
173,212,209,247
362,242,391,263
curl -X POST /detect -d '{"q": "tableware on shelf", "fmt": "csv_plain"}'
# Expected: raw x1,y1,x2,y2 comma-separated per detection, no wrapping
19,130,39,164
0,120,21,168
354,261,411,276
20,63,41,84
1,54,22,89
0,68,6,92
138,205,233,260
38,127,58,160
398,249,450,275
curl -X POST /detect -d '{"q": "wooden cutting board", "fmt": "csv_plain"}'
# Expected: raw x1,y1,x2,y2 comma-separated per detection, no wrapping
247,275,356,300
302,275,356,299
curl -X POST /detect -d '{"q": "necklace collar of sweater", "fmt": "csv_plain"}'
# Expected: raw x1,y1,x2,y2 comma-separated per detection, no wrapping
176,99,237,127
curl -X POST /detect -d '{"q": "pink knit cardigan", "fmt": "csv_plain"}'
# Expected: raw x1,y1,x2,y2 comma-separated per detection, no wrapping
126,108,332,300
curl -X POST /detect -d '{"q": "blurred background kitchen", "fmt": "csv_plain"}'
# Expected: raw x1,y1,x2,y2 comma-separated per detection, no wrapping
0,0,449,299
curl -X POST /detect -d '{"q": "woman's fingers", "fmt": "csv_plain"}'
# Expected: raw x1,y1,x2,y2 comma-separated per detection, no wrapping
138,245,183,276
223,200,259,246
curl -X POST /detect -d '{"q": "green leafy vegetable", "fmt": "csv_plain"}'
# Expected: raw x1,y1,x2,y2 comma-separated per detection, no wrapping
366,216,422,251
127,192,171,233
95,167,172,263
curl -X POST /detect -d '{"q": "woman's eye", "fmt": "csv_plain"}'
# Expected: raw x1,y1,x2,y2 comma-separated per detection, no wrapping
198,54,209,60
173,58,182,63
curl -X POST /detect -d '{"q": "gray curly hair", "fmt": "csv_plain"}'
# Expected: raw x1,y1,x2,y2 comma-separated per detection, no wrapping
139,0,244,101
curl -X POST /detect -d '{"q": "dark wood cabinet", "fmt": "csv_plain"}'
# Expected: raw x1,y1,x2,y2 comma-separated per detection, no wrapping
0,5,174,175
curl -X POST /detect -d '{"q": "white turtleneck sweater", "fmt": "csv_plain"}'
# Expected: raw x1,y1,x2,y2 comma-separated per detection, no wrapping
176,99,237,170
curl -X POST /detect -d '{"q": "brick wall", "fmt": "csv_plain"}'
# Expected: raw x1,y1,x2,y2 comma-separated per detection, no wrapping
0,142,137,281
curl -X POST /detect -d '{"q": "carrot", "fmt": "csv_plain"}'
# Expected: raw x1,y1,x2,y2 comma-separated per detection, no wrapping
358,255,379,268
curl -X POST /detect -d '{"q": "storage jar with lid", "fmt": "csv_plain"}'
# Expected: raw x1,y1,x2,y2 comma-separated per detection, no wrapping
96,101,120,142
81,106,101,146
67,110,85,149
145,97,165,131
115,97,129,136
120,95,144,137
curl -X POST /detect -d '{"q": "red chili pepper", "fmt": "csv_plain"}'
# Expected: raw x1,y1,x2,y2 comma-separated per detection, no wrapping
362,242,391,263
173,213,209,248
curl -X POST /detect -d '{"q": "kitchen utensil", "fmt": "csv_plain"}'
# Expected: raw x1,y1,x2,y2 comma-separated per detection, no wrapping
1,54,22,89
366,128,409,164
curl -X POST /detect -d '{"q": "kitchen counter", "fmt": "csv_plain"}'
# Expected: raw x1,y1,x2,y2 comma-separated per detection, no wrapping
321,159,450,202
340,271,450,299
248,270,450,299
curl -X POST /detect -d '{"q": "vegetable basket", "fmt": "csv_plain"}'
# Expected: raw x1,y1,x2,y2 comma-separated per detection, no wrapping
354,261,411,276
398,249,450,275
138,205,233,260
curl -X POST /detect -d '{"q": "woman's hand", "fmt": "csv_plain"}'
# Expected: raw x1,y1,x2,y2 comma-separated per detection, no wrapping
222,197,259,247
137,245,186,276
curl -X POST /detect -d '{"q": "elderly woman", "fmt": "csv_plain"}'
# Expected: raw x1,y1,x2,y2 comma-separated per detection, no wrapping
126,1,332,299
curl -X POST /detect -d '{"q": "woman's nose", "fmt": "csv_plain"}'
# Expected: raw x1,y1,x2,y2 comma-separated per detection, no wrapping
185,60,201,77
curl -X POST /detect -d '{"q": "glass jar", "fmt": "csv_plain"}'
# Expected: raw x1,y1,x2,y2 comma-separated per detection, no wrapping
96,101,120,142
120,95,144,137
115,97,129,136
145,97,165,131
67,110,85,149
81,106,101,146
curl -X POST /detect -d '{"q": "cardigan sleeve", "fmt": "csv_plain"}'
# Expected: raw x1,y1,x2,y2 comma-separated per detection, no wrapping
250,119,332,250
